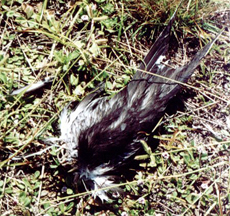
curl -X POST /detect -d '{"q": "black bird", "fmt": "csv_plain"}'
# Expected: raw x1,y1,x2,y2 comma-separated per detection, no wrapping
49,12,220,200
11,8,220,201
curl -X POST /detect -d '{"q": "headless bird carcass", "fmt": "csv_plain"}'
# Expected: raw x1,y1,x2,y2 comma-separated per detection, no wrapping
11,9,220,201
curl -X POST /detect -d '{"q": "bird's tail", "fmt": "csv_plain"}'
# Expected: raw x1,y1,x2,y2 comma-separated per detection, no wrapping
179,31,222,82
125,14,222,130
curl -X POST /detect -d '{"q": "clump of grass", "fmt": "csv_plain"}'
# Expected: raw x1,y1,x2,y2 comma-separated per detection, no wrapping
0,0,229,215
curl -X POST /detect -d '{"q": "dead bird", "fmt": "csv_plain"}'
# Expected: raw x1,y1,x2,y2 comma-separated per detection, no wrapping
11,7,221,201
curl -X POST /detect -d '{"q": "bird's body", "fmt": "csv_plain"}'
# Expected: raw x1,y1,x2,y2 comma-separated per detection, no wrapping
10,7,220,201
50,11,219,200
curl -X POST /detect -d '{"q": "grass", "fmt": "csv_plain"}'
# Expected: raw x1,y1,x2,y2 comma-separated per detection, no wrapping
0,0,230,215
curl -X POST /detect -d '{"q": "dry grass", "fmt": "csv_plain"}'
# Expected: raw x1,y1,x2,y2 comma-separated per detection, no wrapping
0,0,229,215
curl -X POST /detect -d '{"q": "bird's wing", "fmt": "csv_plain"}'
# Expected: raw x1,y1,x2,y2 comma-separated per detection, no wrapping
76,21,222,171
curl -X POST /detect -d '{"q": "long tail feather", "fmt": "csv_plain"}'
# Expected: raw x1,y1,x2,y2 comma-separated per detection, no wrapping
10,77,54,96
181,31,223,79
